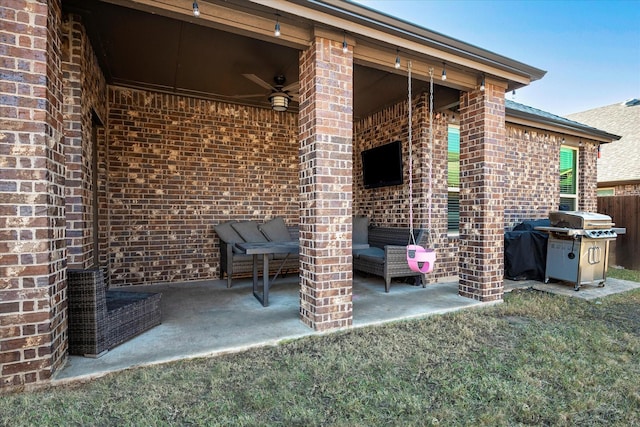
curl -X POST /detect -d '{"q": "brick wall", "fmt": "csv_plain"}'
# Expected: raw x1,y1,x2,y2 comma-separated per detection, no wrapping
0,0,66,390
609,183,640,196
503,127,560,229
353,93,455,281
503,126,601,229
298,35,353,331
106,87,299,286
61,14,107,270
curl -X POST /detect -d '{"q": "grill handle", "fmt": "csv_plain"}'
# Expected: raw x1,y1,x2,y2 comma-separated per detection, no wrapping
586,222,614,228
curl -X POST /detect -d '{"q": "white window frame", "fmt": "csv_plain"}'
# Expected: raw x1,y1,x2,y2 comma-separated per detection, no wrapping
559,145,579,210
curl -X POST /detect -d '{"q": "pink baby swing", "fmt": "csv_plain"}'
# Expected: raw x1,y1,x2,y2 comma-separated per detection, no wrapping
406,61,436,274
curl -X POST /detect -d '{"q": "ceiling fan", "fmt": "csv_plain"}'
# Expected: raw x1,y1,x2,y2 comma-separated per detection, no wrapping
237,74,299,111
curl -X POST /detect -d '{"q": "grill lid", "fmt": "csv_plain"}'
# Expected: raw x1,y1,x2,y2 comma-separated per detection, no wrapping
549,211,614,230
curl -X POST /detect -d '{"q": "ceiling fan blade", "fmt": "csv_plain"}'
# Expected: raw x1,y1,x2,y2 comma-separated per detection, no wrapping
290,94,300,102
242,74,276,91
231,93,268,99
282,81,299,93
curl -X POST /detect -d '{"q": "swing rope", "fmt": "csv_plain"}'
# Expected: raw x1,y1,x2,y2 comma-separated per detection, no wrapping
406,63,436,275
408,61,415,245
427,67,434,237
407,63,434,244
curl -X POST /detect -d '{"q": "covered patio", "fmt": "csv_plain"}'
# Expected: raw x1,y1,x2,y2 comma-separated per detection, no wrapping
2,0,565,391
51,273,640,384
53,276,487,383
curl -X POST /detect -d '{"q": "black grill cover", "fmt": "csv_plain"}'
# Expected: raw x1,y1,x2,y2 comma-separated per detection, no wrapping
504,227,548,281
512,218,550,231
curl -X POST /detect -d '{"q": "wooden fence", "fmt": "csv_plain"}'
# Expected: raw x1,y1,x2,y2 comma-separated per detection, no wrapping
597,195,640,270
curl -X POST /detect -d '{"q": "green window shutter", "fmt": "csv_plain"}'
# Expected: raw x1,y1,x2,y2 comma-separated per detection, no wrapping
448,191,459,231
560,147,577,195
447,125,460,231
447,126,460,188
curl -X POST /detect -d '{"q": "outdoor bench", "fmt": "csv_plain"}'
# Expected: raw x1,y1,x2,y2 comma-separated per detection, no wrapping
352,222,429,292
215,217,299,288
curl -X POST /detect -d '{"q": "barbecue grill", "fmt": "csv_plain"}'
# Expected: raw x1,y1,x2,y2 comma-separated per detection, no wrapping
535,211,621,291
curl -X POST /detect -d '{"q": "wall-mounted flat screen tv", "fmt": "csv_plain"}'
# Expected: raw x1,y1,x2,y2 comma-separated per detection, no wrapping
361,140,404,189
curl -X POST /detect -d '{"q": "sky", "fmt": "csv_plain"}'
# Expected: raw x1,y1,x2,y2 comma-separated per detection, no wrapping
353,0,640,116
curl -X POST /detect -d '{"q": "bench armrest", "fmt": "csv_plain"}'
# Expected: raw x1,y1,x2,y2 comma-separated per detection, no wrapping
385,245,407,257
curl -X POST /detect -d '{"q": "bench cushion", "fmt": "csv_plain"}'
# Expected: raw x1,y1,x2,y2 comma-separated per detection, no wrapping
259,217,292,242
232,221,269,243
353,246,385,259
353,216,369,245
214,221,244,244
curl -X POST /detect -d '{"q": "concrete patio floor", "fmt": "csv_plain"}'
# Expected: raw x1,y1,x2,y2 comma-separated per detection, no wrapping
52,274,640,385
52,275,487,384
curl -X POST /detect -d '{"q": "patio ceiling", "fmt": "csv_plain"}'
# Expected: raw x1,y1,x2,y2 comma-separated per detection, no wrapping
62,0,462,118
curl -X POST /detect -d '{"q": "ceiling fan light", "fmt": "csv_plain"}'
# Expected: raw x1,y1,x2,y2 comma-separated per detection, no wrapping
270,92,289,111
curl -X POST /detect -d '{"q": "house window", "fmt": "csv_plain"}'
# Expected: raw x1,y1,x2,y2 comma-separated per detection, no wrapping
447,125,460,232
559,146,578,210
597,188,615,197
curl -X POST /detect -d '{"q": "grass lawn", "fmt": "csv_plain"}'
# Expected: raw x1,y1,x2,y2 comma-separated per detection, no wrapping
1,285,639,426
608,267,640,283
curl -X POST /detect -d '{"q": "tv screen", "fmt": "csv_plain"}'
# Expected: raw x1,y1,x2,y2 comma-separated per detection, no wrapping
361,141,404,189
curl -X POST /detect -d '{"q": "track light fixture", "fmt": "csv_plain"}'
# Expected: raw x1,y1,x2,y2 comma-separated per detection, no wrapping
192,0,200,17
342,33,348,54
395,49,401,69
274,14,281,37
441,63,447,81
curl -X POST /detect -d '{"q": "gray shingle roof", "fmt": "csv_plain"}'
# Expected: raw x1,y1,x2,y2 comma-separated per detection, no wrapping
505,100,620,141
566,100,640,184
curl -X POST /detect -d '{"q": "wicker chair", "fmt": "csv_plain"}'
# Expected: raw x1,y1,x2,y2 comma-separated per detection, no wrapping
67,269,161,357
353,226,430,292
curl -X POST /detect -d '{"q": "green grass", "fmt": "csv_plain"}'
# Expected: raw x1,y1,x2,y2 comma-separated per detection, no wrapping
2,289,639,426
608,267,640,283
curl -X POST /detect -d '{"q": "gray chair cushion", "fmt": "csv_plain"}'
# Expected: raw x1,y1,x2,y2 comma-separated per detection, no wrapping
353,246,384,259
231,221,268,242
353,216,369,245
214,221,244,244
259,217,292,242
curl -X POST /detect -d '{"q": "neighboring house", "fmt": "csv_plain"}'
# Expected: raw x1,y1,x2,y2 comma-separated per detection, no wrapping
0,0,618,390
566,99,640,195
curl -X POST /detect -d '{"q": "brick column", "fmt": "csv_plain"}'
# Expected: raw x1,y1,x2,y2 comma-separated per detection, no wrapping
61,15,107,270
62,15,90,269
298,34,353,331
0,0,66,389
579,143,598,212
458,80,506,301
